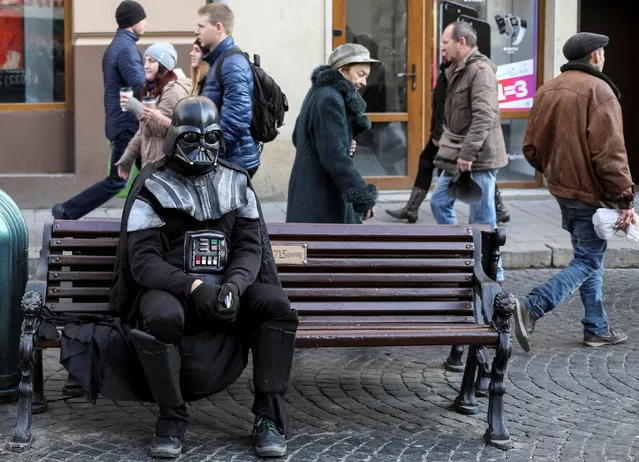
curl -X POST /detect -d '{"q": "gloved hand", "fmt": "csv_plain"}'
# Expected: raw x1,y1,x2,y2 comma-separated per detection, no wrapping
190,282,221,321
216,282,240,324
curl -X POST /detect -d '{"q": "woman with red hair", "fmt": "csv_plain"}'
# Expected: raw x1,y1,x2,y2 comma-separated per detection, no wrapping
117,42,191,179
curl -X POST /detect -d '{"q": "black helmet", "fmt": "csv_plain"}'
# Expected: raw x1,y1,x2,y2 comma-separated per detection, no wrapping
164,96,224,175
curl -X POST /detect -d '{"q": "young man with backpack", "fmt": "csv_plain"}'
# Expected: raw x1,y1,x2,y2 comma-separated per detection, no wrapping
196,3,287,177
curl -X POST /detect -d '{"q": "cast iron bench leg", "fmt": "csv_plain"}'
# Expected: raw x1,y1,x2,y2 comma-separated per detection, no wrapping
453,345,478,414
444,345,465,372
32,349,47,414
484,292,515,450
7,291,43,452
474,347,491,397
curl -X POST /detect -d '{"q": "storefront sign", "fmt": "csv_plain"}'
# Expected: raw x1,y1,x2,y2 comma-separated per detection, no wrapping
496,59,535,110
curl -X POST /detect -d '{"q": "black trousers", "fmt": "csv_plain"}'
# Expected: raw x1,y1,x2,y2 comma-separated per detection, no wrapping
414,137,440,190
138,282,296,435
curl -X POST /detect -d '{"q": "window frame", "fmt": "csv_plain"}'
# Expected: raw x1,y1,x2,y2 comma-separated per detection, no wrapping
0,0,73,111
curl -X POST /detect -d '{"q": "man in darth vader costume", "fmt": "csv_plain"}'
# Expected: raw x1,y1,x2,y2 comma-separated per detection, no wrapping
109,96,298,458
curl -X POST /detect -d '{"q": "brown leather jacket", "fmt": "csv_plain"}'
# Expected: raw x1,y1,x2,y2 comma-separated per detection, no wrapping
523,66,634,210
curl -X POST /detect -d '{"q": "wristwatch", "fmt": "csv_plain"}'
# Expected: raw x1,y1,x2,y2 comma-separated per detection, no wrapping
495,14,527,46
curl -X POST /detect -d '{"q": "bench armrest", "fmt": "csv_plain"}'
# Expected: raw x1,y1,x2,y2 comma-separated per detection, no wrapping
472,229,502,324
26,223,53,302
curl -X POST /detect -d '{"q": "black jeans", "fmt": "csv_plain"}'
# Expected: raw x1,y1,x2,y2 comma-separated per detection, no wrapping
414,137,440,190
62,130,134,219
138,282,295,433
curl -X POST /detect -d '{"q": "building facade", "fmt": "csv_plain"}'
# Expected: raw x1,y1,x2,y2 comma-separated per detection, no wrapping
0,0,579,207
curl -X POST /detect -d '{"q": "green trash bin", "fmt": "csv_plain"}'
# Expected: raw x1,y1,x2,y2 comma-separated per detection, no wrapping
0,189,28,402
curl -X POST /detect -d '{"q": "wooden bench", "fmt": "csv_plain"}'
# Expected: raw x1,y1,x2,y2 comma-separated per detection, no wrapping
9,219,515,452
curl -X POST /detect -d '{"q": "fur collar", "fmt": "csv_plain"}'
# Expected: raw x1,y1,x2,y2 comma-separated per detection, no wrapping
311,65,371,133
560,61,621,100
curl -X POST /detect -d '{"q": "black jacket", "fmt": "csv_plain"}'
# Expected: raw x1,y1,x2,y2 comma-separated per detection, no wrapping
430,61,452,141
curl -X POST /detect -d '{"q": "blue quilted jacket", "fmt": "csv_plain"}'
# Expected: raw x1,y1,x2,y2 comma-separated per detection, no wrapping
201,36,260,171
103,29,146,141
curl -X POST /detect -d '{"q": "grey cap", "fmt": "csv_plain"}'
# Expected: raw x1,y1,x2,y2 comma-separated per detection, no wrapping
328,43,380,68
145,43,178,71
562,32,609,61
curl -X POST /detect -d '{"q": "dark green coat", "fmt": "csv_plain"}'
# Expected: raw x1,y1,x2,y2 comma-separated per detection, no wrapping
286,66,378,224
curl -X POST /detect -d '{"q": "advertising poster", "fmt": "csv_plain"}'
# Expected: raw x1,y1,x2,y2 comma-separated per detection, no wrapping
432,0,538,111
0,6,23,70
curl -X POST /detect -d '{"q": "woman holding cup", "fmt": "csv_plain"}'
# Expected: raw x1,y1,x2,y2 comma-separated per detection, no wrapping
116,42,191,179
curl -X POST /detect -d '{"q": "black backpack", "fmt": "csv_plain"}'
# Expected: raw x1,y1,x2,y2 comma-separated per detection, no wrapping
215,48,289,143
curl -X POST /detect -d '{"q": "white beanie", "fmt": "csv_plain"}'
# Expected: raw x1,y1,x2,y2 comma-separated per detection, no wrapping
145,43,178,71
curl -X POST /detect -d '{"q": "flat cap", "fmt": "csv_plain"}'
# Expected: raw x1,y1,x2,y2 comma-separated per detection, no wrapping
562,32,609,61
328,43,379,69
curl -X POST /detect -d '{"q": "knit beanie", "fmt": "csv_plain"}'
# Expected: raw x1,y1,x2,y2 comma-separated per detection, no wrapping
193,38,210,56
116,1,146,29
145,43,178,71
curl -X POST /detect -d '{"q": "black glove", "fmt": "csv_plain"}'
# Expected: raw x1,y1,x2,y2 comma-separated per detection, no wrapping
216,282,240,324
190,282,221,321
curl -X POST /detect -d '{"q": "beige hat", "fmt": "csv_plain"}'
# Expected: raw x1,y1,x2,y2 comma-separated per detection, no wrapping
328,43,380,68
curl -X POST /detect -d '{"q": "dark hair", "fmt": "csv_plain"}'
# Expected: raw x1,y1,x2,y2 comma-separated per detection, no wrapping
450,21,477,48
140,63,177,99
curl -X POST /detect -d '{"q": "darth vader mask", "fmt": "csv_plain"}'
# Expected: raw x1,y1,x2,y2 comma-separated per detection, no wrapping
164,96,224,175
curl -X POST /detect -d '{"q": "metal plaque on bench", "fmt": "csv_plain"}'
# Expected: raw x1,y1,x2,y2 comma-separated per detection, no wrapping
272,244,307,265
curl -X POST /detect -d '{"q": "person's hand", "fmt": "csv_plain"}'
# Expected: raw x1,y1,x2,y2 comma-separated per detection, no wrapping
349,140,357,157
216,282,240,323
432,139,440,147
457,158,473,172
119,94,130,109
141,105,162,122
364,207,376,220
114,160,130,180
616,208,637,232
190,282,221,321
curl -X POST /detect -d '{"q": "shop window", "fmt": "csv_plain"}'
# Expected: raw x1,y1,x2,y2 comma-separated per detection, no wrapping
432,0,542,184
0,0,66,104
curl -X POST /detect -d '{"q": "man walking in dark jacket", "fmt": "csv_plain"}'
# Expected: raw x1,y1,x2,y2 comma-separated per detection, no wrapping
52,1,147,219
196,3,261,176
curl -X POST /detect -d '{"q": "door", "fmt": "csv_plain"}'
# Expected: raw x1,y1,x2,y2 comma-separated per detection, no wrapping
333,0,426,189
580,0,638,183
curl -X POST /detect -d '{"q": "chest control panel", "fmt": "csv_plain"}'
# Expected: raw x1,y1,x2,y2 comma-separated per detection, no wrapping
184,230,228,274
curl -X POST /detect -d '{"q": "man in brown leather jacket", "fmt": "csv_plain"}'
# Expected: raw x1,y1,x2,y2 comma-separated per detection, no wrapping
513,32,636,352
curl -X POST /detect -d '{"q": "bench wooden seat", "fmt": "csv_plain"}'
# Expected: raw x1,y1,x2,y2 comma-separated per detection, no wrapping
9,219,515,452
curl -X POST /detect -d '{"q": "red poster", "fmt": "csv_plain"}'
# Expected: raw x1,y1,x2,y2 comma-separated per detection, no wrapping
0,7,24,70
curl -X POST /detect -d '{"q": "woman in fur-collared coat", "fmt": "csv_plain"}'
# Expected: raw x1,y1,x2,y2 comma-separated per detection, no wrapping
286,43,379,224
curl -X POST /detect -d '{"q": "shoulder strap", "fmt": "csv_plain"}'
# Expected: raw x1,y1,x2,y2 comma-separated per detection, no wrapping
215,47,249,81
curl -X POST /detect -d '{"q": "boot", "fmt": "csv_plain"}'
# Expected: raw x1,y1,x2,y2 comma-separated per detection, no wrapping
385,187,428,223
494,185,510,224
130,329,186,459
252,310,298,456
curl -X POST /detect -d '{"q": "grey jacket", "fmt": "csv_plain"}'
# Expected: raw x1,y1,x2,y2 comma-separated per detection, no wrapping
434,48,508,174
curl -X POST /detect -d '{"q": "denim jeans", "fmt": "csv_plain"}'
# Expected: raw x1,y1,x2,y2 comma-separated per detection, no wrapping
525,199,608,336
430,169,503,281
62,130,134,219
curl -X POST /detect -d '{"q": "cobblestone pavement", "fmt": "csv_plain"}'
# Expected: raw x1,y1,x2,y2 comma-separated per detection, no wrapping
2,269,639,461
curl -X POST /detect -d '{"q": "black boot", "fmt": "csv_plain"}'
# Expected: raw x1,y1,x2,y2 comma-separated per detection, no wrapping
252,311,298,457
494,185,510,224
130,329,186,459
385,187,428,223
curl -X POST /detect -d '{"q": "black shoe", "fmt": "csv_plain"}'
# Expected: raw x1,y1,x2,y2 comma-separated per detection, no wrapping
494,187,510,224
253,416,286,458
149,435,182,458
51,203,71,220
513,297,535,352
583,329,628,347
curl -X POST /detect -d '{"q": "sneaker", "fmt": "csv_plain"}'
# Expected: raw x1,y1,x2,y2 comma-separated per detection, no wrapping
253,416,286,458
149,435,182,458
51,203,71,220
513,297,535,352
583,329,628,347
